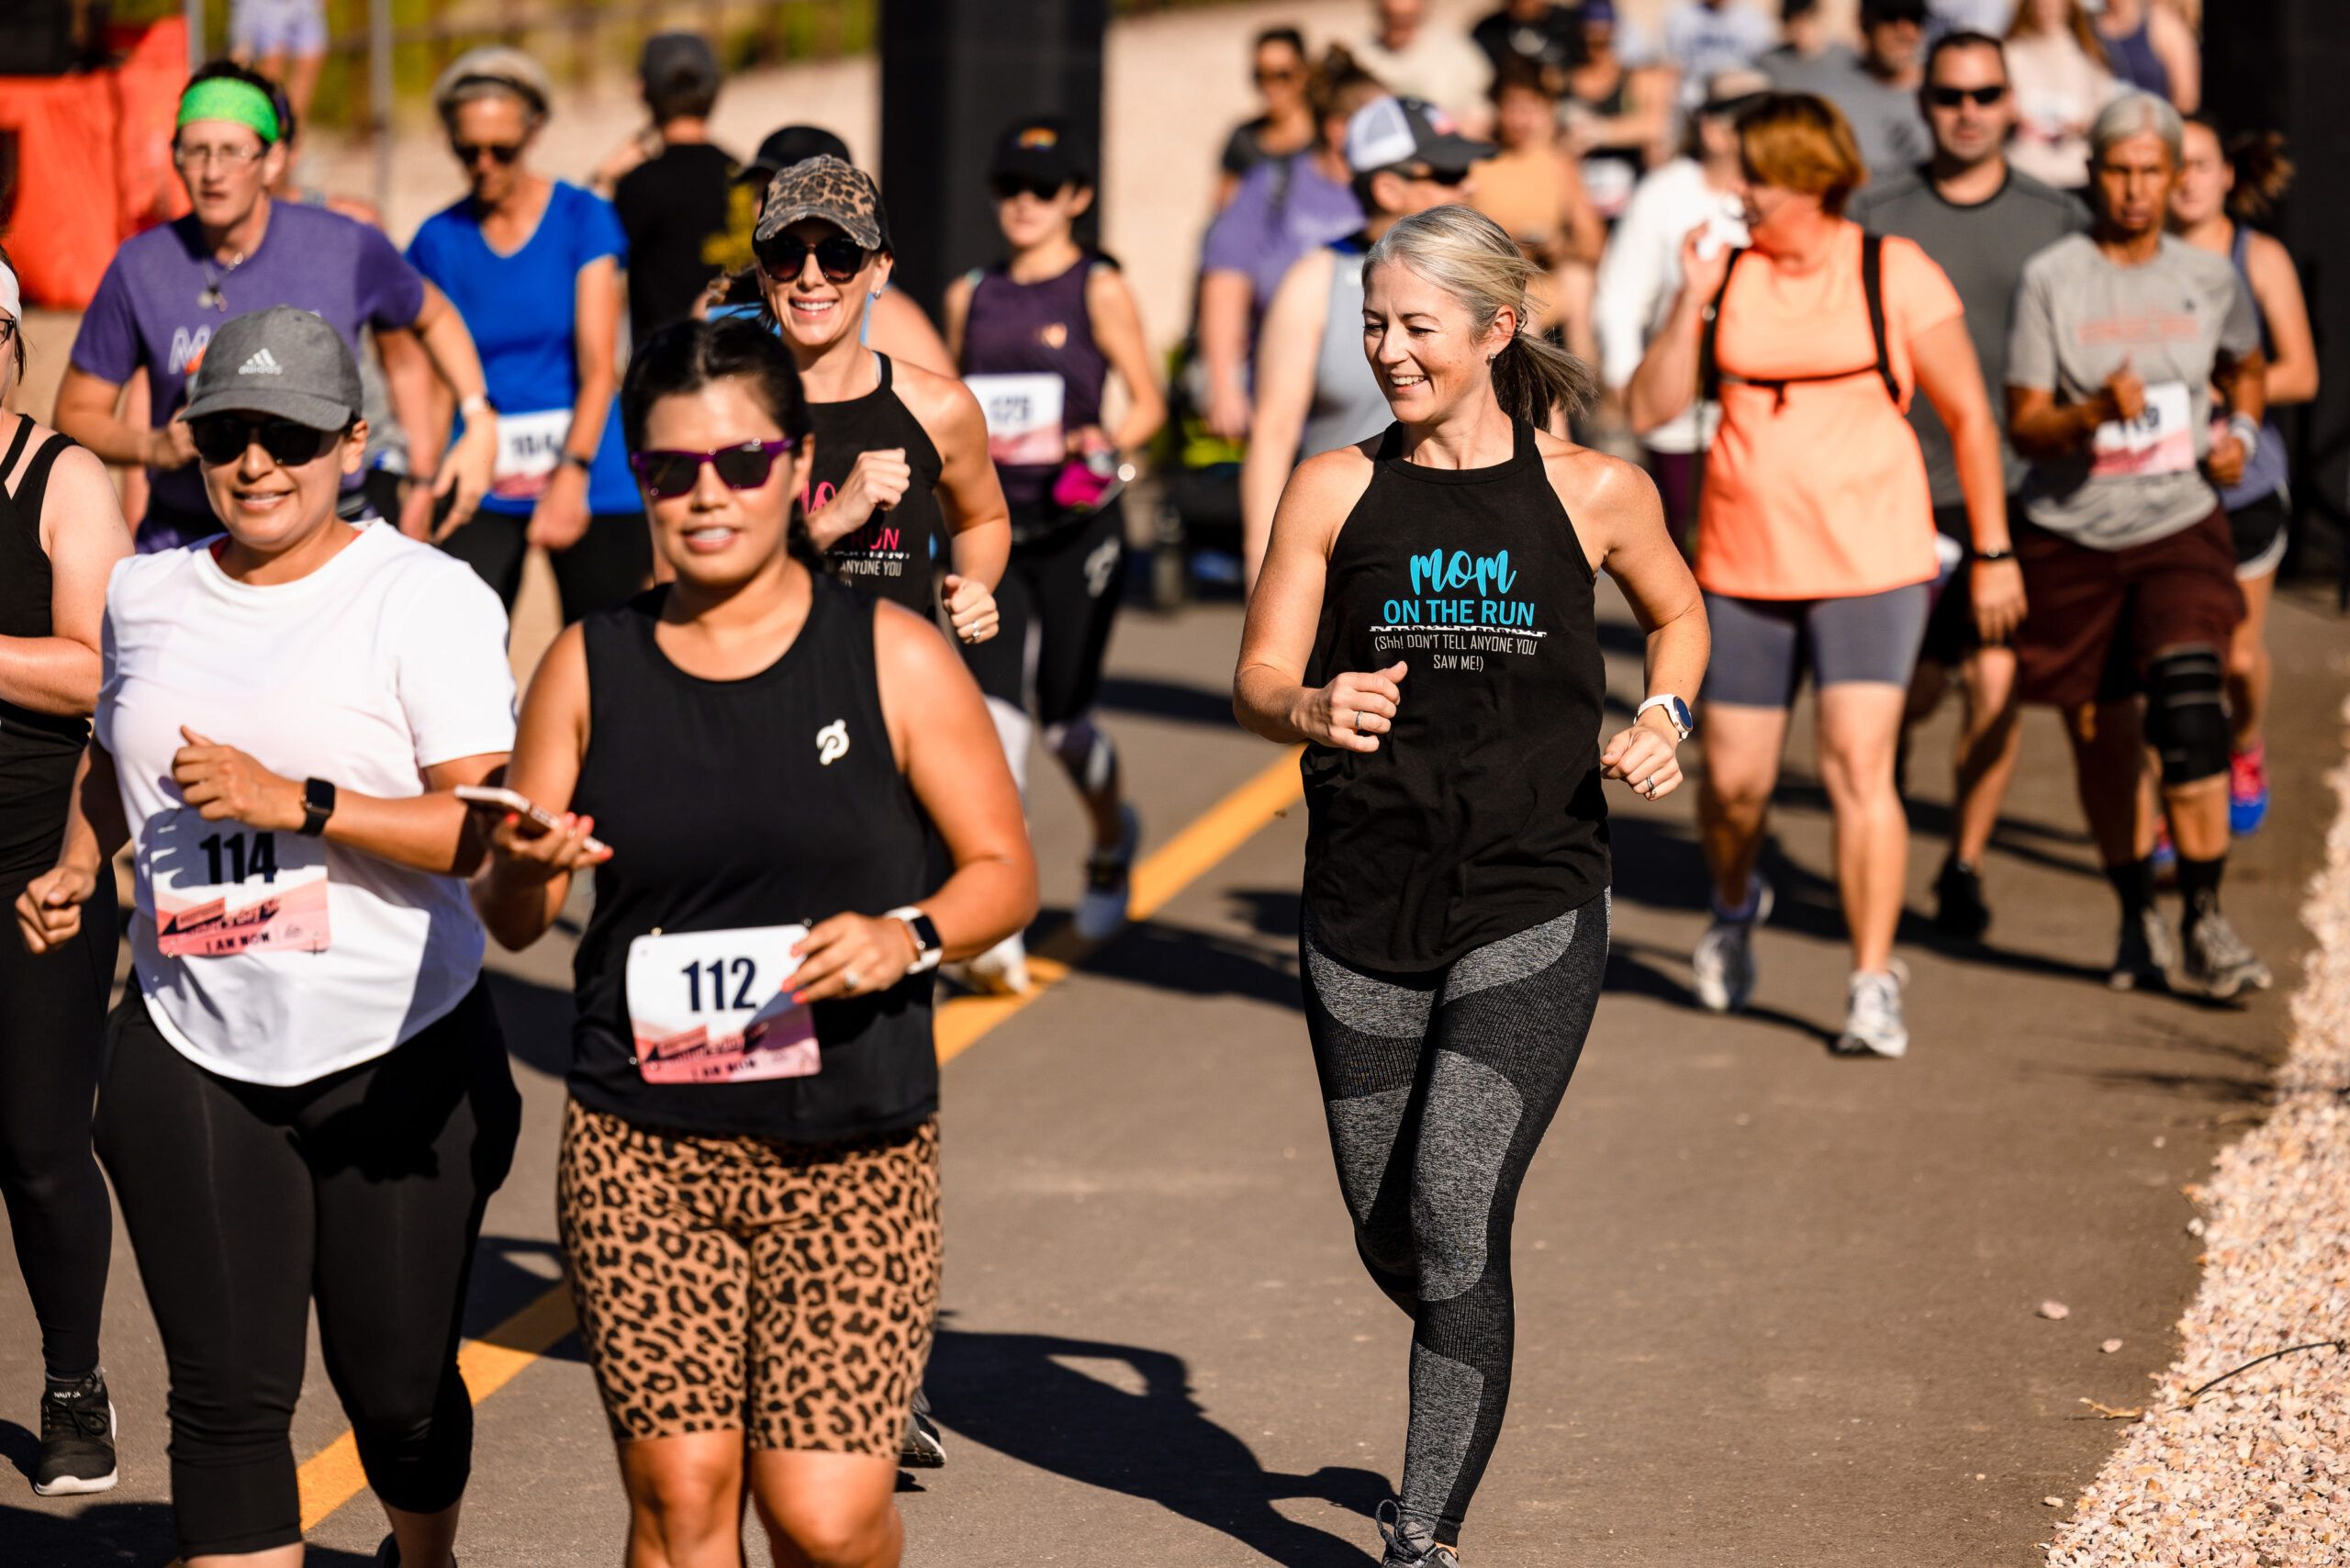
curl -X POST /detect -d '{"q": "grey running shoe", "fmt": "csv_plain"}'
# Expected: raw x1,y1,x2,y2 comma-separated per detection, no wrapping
1833,961,1909,1058
31,1370,116,1496
900,1385,946,1469
2109,906,2179,992
1376,1501,1461,1568
1691,878,1774,1014
2181,912,2272,1001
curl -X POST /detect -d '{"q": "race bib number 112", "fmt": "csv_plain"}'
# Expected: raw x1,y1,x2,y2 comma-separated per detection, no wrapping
625,924,820,1085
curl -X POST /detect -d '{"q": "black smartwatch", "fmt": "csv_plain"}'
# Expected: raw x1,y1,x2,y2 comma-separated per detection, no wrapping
886,905,943,974
563,452,595,476
298,777,338,838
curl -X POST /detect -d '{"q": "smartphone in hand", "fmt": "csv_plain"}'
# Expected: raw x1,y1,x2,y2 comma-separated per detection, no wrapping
454,785,609,857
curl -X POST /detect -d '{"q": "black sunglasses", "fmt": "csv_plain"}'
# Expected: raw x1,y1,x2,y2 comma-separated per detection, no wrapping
990,174,1069,203
1404,163,1472,189
452,140,524,166
187,414,341,468
629,440,799,500
756,233,871,284
1927,84,2008,108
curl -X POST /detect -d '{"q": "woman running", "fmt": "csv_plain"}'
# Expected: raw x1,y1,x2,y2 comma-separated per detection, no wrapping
473,317,1034,1568
947,117,1167,950
2171,116,2317,837
0,247,135,1498
17,306,520,1568
408,46,648,622
1236,205,1707,1568
753,154,1007,640
1627,93,2020,1058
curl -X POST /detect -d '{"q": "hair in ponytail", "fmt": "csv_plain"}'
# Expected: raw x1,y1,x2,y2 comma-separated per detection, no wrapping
1360,205,1596,428
2226,130,2294,225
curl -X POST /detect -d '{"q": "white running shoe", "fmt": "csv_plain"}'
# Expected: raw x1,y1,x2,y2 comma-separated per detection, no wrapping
959,932,1033,995
1073,805,1141,942
1835,960,1910,1058
1691,878,1773,1014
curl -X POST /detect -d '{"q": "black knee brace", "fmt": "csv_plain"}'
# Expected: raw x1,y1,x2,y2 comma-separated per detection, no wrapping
2145,646,2230,786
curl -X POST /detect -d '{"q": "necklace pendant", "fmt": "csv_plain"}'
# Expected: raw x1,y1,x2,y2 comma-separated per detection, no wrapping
199,286,223,312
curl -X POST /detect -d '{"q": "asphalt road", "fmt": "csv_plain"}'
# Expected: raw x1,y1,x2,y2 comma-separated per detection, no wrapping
1,568,2343,1567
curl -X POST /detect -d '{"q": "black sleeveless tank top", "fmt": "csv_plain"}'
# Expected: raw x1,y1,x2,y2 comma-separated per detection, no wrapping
0,421,91,865
1302,420,1608,971
803,353,946,617
568,574,939,1141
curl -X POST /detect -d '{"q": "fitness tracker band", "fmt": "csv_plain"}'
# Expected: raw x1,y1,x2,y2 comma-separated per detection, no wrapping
298,777,338,838
1635,694,1695,743
886,905,943,974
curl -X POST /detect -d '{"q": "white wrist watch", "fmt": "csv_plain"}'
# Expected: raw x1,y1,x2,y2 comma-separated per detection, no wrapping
886,905,943,974
1635,694,1695,742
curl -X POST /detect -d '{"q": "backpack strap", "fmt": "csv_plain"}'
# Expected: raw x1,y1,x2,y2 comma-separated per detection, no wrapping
1862,230,1897,406
1697,247,1747,410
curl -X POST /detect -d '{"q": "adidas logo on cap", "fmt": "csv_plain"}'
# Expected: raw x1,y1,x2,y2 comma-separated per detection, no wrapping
238,348,285,376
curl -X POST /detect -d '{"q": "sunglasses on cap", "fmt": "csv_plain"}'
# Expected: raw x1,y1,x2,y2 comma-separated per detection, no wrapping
756,233,872,284
629,439,800,500
1927,84,2009,108
451,140,524,166
990,174,1072,203
187,414,342,468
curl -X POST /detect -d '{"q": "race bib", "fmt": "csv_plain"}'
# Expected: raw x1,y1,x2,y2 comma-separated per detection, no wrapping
1582,158,1635,221
150,811,330,958
966,373,1066,466
624,924,820,1085
2090,380,2195,479
489,408,574,501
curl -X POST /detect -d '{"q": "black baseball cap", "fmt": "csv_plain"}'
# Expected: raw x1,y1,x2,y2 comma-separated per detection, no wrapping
990,118,1093,189
181,307,362,430
753,125,850,177
1861,0,1930,22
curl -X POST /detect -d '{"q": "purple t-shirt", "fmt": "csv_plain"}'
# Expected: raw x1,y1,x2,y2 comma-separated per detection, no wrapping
1200,154,1363,323
70,201,426,532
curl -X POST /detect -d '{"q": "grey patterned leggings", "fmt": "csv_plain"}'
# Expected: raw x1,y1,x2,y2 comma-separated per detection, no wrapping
1300,893,1609,1552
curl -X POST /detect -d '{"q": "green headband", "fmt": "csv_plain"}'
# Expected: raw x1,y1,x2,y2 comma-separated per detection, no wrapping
177,78,281,145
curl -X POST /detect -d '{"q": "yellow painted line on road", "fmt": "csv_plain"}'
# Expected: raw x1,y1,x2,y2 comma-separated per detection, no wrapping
276,745,1307,1535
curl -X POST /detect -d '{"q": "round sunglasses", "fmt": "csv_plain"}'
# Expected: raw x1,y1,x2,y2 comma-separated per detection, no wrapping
452,140,525,166
629,439,800,500
187,414,341,468
756,234,872,284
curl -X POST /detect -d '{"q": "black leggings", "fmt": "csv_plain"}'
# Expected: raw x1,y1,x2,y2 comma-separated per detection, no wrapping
94,983,520,1558
440,509,654,624
963,501,1126,727
1300,894,1608,1551
0,843,118,1378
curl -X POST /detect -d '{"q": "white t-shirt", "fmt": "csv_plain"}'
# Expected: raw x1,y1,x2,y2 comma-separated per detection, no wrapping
1593,158,1744,454
95,523,517,1085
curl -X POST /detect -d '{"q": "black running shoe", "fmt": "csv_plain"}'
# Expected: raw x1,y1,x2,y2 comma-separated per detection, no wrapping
374,1533,458,1566
1376,1501,1460,1568
899,1385,946,1469
1932,857,1991,940
32,1370,117,1496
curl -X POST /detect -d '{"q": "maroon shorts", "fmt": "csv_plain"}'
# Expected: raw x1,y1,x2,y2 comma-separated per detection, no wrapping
2011,507,2244,710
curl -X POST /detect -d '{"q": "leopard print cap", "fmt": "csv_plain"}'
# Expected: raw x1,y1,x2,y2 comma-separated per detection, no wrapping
755,154,890,252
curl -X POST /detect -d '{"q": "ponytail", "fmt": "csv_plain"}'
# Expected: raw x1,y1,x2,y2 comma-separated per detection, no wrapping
2224,129,2294,225
1363,205,1597,428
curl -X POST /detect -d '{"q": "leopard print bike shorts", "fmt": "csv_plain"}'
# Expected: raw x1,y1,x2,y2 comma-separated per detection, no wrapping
557,1100,941,1453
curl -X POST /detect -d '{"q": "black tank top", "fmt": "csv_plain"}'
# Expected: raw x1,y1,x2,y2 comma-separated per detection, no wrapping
568,574,939,1141
802,353,946,618
0,421,91,865
1302,420,1609,971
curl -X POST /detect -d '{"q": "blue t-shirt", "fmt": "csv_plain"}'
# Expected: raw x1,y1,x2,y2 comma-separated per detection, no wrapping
71,201,426,530
407,181,637,517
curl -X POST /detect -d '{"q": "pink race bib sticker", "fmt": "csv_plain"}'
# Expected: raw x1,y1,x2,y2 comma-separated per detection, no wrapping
156,871,330,957
966,373,1067,467
625,924,821,1086
147,815,330,958
2090,380,2196,479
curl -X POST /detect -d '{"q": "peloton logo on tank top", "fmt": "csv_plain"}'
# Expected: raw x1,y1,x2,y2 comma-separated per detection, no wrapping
1369,548,1545,673
799,476,911,579
815,719,850,766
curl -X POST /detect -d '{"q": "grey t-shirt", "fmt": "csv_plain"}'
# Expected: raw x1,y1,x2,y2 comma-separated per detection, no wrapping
2006,233,2259,548
1818,63,1933,176
1848,166,2087,507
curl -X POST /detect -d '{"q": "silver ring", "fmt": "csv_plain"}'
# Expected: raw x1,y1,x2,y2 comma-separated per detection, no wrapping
844,967,866,991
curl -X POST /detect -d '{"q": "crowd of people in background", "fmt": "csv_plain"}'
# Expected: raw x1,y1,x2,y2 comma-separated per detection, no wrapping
0,0,2311,1564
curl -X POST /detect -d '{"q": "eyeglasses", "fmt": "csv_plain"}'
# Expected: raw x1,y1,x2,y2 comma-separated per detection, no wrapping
1254,65,1304,85
187,414,341,467
452,140,525,167
990,174,1069,203
173,142,268,170
0,320,17,349
629,440,800,500
756,233,871,284
1404,163,1472,189
1928,84,2009,108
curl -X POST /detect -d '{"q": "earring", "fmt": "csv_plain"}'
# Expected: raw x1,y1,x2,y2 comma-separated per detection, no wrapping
870,290,883,300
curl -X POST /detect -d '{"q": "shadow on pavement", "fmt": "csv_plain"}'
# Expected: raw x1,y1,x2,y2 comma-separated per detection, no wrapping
1098,675,1244,729
1040,908,1303,1011
926,1327,1385,1565
0,1498,375,1566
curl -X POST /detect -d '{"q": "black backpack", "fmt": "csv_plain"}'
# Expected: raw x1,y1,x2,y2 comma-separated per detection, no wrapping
1699,231,1899,410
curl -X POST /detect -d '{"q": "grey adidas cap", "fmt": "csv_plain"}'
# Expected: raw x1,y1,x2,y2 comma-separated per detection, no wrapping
180,306,363,431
